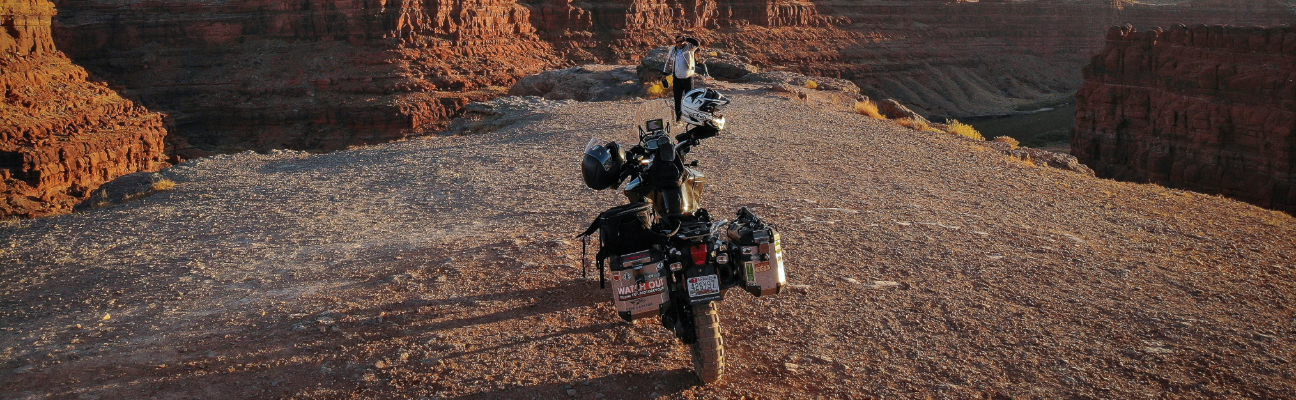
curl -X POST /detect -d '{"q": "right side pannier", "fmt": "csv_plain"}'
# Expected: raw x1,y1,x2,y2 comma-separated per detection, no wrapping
728,207,786,297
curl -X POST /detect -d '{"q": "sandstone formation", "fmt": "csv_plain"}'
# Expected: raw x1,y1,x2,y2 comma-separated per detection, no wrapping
49,0,1296,155
1,0,168,218
1073,25,1296,214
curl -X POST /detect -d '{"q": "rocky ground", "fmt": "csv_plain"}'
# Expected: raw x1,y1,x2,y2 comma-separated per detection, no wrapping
2,88,1294,399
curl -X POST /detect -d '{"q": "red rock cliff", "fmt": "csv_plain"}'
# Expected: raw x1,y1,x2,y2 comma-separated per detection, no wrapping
50,0,559,156
1073,25,1296,214
2,0,169,218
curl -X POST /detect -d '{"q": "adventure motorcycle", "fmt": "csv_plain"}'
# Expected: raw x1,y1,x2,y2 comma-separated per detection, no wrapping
578,90,787,384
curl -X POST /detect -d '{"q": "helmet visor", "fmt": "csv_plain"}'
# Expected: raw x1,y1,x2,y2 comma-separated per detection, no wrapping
584,138,615,169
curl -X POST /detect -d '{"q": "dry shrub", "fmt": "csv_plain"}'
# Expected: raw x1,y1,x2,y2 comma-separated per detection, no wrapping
1009,156,1037,168
646,82,667,98
944,120,985,140
854,100,886,120
92,93,123,106
151,179,177,192
992,135,1020,148
895,118,941,132
804,80,818,90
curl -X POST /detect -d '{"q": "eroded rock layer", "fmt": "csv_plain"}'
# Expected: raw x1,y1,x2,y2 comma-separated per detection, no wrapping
1073,25,1296,213
2,0,168,218
50,0,1296,154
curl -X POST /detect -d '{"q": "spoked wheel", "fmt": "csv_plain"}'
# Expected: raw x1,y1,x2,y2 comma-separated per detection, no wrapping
689,301,725,384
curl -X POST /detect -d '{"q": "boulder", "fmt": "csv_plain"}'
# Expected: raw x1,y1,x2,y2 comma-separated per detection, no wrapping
741,71,860,94
445,96,575,135
875,99,928,123
73,172,171,212
985,142,1096,176
637,47,759,82
509,65,642,102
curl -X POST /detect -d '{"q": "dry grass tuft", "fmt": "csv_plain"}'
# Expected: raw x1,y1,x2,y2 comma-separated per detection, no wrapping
151,179,177,192
804,80,818,90
992,136,1020,148
944,120,985,140
895,118,941,133
854,100,886,120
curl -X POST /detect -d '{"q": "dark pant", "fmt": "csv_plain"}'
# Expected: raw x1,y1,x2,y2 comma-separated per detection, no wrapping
672,76,693,122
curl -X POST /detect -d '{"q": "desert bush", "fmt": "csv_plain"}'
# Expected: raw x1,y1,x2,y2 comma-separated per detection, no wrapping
992,135,1020,148
804,80,818,90
895,118,941,132
151,179,177,192
854,100,886,120
944,120,985,140
646,81,667,98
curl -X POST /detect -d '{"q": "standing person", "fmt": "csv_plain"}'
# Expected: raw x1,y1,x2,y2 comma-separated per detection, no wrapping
664,36,700,122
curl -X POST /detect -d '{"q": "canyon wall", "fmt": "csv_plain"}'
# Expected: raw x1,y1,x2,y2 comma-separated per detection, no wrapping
806,0,1294,119
52,0,560,157
1073,25,1296,213
47,0,1296,156
2,0,169,218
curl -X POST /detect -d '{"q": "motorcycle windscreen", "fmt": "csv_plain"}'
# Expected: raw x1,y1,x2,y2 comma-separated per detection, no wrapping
631,99,676,140
584,137,611,165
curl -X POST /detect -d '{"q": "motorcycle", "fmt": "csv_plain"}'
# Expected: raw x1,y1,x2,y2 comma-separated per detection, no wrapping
578,91,787,384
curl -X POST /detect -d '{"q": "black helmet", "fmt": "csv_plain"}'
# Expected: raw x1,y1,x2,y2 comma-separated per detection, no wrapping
582,138,626,190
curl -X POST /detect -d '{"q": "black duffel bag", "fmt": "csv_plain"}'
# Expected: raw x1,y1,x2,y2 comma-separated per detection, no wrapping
578,202,661,287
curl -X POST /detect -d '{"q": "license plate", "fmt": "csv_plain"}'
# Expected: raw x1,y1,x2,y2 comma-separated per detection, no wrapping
687,275,720,298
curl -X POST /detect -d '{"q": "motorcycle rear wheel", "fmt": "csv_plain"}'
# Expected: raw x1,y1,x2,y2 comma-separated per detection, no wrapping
690,301,725,384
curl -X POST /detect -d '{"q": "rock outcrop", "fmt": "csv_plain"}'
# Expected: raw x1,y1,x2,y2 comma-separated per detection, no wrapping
509,65,643,101
1073,25,1296,214
637,46,760,82
2,0,168,218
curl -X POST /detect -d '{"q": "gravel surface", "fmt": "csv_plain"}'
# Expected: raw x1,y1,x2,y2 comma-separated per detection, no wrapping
2,90,1294,399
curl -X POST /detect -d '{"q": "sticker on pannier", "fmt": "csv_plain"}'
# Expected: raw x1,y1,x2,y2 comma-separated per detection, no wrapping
610,250,670,321
740,229,786,297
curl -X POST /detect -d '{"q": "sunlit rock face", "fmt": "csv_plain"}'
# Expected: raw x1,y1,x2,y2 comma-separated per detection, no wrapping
1074,25,1296,213
2,0,169,218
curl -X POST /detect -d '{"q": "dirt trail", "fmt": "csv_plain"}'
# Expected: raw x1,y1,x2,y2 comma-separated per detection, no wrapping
2,91,1294,399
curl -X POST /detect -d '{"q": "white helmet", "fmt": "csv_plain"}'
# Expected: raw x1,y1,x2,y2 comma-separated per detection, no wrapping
680,88,730,129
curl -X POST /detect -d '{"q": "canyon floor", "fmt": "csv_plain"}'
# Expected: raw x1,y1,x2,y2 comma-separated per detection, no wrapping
2,89,1295,399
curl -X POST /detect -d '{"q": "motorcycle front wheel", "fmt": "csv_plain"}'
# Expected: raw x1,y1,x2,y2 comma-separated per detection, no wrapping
690,301,725,383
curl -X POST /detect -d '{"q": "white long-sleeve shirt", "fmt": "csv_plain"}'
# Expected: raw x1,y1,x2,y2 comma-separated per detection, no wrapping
664,44,697,79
